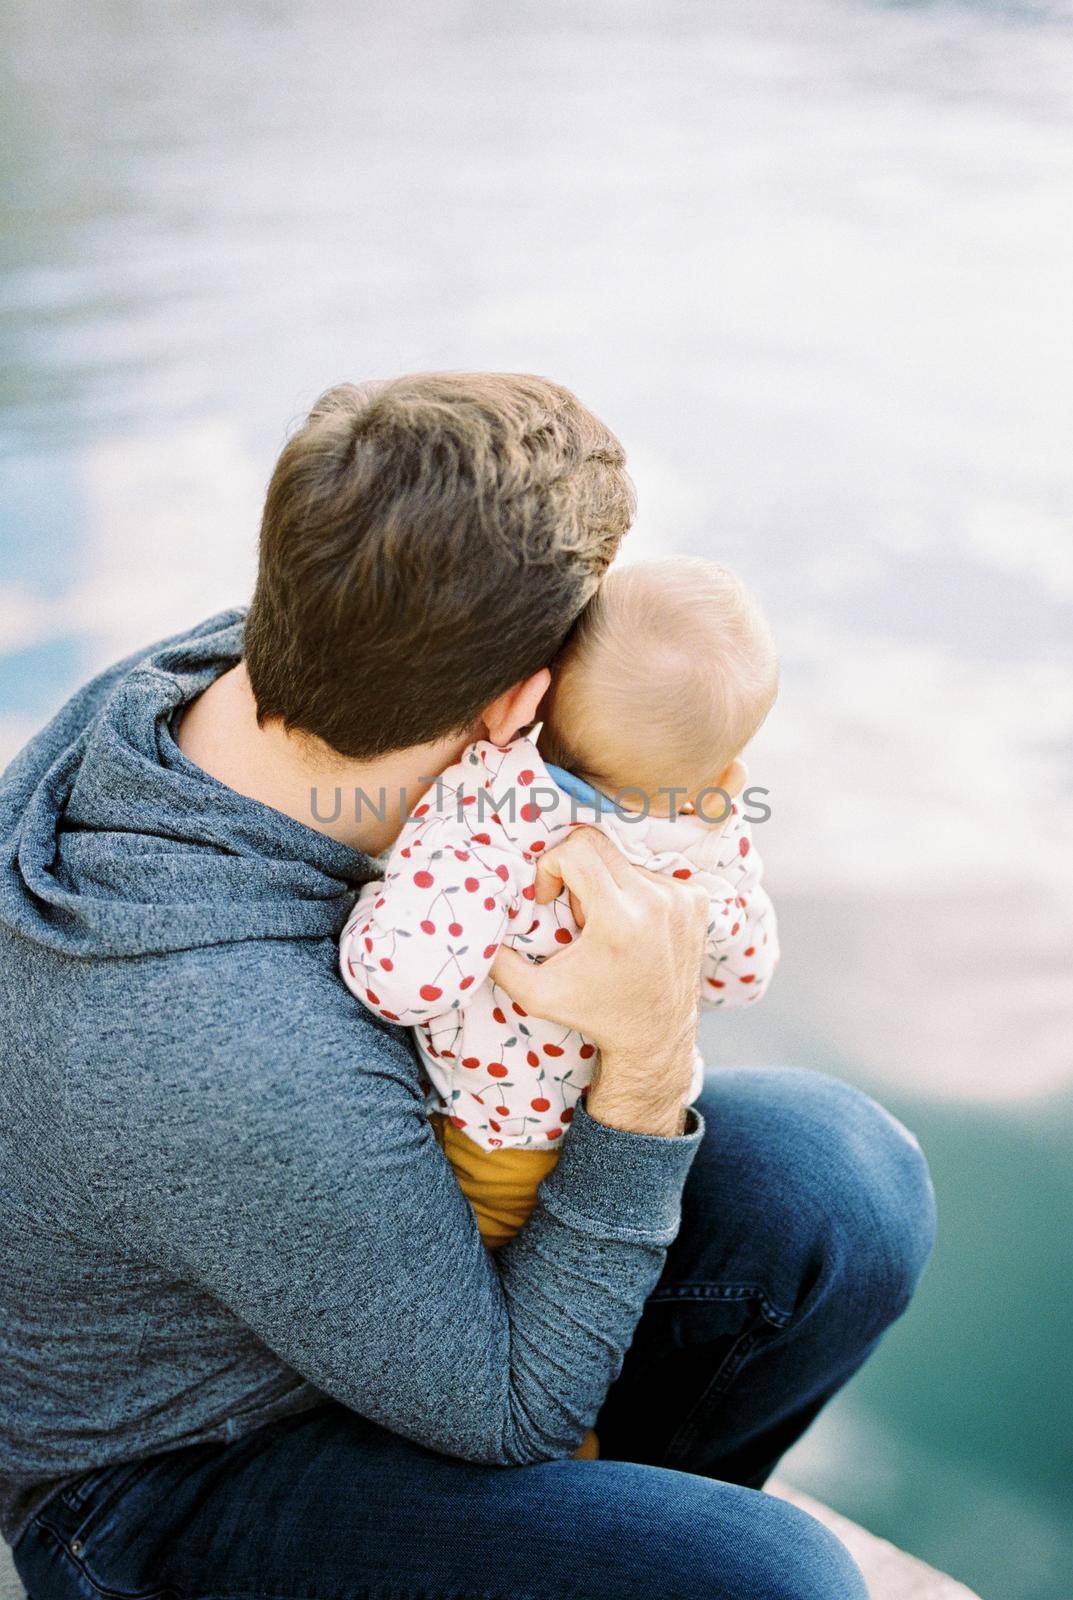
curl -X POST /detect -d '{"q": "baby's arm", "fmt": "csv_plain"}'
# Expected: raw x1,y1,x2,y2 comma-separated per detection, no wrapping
700,812,779,1007
340,807,529,1027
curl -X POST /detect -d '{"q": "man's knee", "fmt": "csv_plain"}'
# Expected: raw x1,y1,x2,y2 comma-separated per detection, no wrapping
562,1464,867,1600
692,1068,936,1328
724,1494,870,1600
802,1071,936,1325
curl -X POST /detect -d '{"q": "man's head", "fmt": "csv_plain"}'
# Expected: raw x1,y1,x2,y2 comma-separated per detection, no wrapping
244,372,634,760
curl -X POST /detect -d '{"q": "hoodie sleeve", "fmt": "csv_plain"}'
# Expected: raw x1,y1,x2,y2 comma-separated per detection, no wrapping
699,813,779,1007
78,943,702,1469
339,807,529,1027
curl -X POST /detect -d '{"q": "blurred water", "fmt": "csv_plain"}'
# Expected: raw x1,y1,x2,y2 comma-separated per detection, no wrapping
2,1,1072,1593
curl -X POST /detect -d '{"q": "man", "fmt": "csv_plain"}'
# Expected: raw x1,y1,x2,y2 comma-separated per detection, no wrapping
1,373,934,1599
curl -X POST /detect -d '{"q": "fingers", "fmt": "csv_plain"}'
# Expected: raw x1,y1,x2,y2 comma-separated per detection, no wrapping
490,943,533,1001
531,853,567,905
495,827,709,1044
630,868,710,950
534,830,707,942
627,859,709,909
533,827,633,905
492,942,573,1018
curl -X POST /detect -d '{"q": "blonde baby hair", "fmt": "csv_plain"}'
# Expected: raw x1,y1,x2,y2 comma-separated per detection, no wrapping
540,557,778,804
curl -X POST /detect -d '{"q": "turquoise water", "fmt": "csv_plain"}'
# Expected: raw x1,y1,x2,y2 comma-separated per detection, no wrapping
2,3,1071,1594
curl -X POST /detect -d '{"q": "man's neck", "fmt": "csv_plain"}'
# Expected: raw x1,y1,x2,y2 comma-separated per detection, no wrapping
176,663,473,856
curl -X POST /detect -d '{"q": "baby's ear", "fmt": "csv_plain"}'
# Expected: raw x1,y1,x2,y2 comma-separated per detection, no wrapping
718,758,748,800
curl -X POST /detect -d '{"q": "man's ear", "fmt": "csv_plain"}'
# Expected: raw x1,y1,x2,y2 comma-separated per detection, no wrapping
480,668,551,746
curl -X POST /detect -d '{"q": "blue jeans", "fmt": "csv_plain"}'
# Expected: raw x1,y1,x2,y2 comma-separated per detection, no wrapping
14,1069,936,1600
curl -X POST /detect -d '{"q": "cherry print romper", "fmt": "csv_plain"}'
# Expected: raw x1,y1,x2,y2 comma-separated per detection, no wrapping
339,737,778,1152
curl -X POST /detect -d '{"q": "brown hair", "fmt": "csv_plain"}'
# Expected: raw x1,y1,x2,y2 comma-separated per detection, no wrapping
244,372,634,759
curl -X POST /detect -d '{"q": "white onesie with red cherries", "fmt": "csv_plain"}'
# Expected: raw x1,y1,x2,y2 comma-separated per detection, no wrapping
339,736,777,1151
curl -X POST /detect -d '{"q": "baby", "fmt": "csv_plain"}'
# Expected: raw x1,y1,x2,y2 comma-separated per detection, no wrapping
340,557,779,1251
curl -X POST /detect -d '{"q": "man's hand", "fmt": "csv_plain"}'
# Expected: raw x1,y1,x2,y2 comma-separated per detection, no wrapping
492,828,708,1138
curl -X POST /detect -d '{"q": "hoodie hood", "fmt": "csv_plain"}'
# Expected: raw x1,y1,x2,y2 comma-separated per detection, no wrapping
0,612,375,959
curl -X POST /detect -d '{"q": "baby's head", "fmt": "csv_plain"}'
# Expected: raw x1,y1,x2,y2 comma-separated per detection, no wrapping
540,558,778,815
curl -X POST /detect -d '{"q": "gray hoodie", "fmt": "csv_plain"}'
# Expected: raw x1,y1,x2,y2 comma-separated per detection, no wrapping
0,612,701,1545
